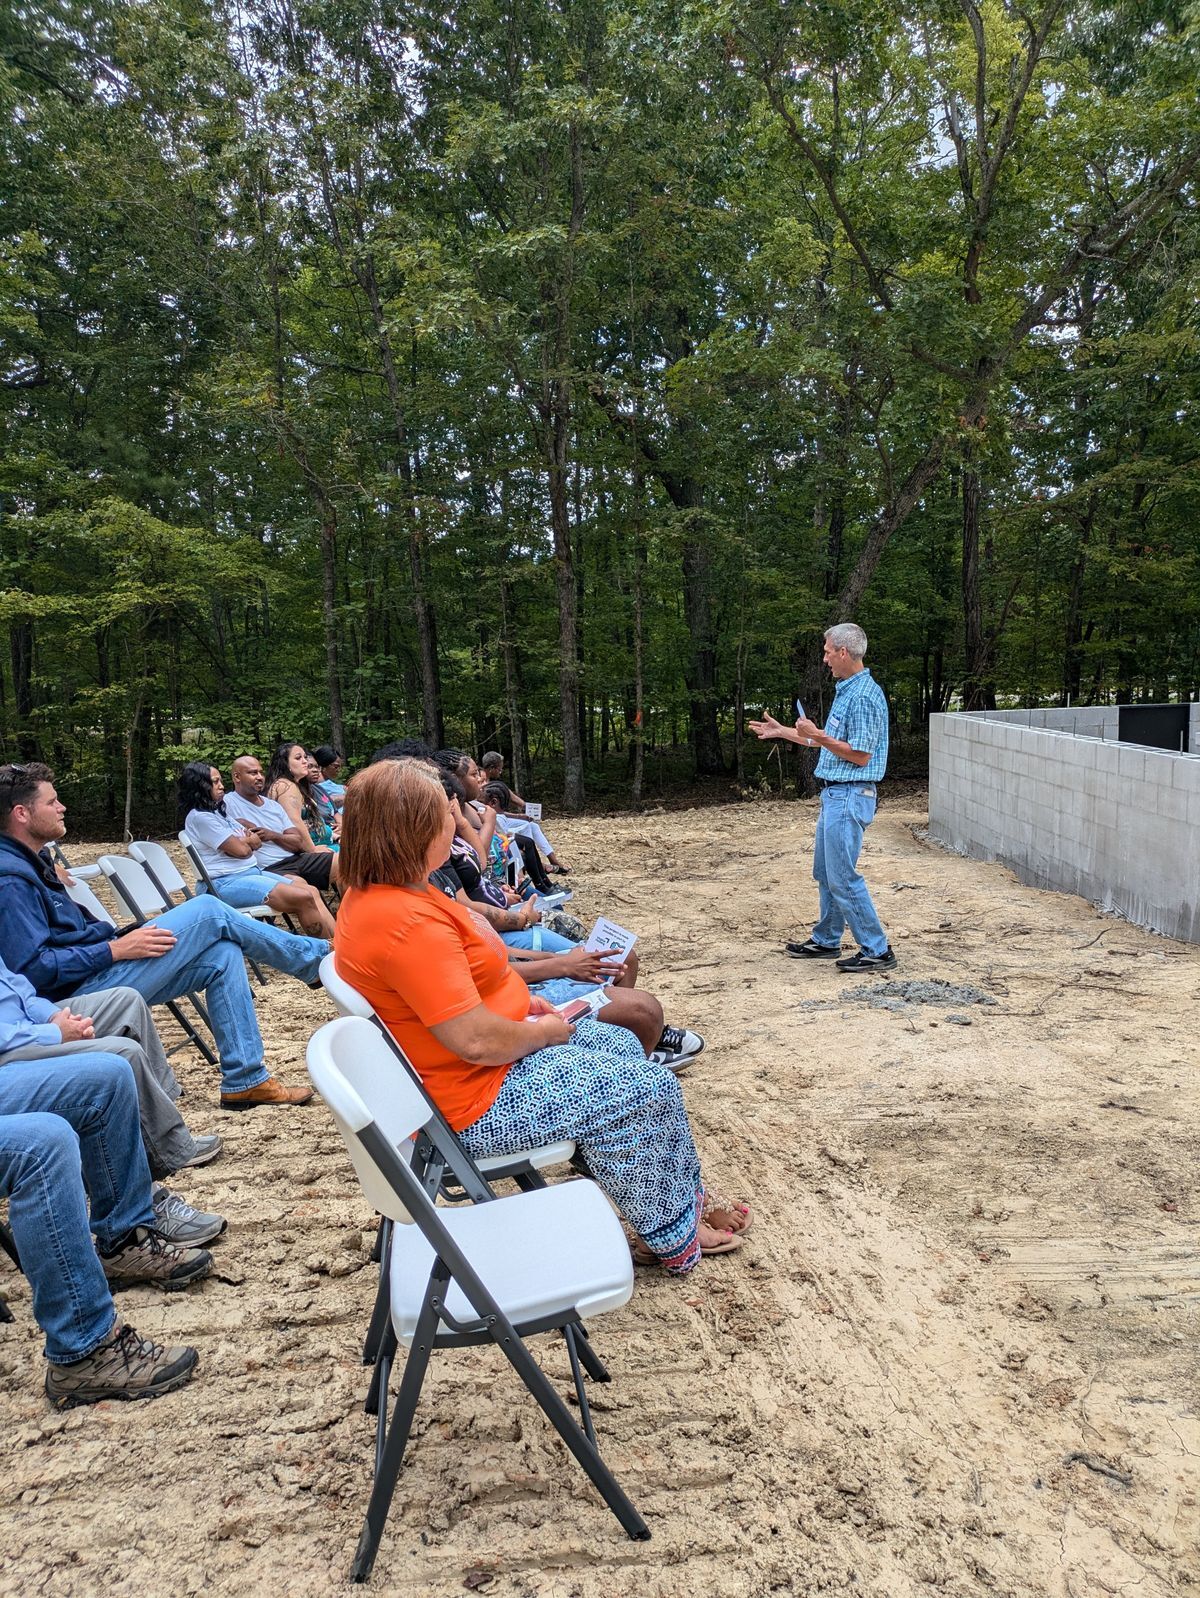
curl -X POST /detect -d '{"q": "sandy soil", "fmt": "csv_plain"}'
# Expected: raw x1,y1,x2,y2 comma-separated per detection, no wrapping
1,795,1197,1598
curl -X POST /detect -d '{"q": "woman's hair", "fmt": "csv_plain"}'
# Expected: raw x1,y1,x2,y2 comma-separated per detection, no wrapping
339,759,446,890
312,744,339,768
265,742,306,792
437,768,467,804
432,747,471,778
482,780,513,809
369,737,432,765
176,761,222,828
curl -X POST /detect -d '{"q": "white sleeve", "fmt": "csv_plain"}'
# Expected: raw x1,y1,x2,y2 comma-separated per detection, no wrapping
187,810,235,852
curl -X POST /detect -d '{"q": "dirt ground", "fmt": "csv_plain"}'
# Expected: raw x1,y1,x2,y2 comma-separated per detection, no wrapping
1,794,1197,1598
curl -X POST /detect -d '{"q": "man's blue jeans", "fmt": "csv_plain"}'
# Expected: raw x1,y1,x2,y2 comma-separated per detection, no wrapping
810,784,889,957
0,1055,154,1363
71,895,328,1094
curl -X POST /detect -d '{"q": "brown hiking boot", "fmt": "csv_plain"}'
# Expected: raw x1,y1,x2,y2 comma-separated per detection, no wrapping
46,1319,198,1408
99,1228,213,1292
220,1074,314,1110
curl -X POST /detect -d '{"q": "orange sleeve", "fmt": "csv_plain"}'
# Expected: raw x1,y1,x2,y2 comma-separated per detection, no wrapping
378,917,484,1027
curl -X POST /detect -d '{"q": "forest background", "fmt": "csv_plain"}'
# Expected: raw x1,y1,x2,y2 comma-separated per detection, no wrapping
2,0,1198,829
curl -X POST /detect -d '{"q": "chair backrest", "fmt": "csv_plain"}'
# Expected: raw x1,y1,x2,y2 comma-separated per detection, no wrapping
97,854,168,922
65,875,116,928
318,952,375,1018
307,1017,433,1224
129,840,190,901
178,830,218,895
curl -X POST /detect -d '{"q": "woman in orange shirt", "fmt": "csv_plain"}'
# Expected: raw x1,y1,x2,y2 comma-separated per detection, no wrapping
334,758,750,1273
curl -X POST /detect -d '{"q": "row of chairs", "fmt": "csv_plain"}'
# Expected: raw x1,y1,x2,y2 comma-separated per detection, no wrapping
312,955,647,1582
58,840,289,1065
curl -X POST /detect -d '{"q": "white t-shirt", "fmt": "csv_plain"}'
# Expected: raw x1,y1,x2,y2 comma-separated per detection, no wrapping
184,808,258,880
223,790,295,867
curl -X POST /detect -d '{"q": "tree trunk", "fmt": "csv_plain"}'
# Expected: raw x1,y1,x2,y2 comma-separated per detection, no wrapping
961,463,989,710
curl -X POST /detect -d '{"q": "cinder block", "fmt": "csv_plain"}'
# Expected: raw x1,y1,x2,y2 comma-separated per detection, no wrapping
1170,757,1200,791
1117,746,1147,784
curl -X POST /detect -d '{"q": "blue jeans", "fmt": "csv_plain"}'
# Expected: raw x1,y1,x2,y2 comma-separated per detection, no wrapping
501,927,574,954
71,896,329,1094
0,1055,154,1363
209,866,285,909
810,784,889,957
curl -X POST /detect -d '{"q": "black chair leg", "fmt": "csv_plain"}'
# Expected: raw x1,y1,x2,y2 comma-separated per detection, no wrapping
569,1320,610,1383
364,1322,396,1416
0,1220,20,1270
491,1322,649,1543
351,1295,438,1584
165,1001,218,1068
363,1221,392,1366
563,1324,596,1446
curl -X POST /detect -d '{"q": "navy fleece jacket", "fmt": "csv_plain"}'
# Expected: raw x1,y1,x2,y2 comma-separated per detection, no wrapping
0,835,117,1000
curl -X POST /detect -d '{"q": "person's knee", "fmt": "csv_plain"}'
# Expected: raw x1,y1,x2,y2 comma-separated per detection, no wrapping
6,1112,78,1182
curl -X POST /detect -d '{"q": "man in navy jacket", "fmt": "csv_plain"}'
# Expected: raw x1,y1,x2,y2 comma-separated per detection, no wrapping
0,763,327,1109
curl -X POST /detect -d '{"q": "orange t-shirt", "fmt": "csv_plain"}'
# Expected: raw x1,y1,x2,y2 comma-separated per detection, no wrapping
334,881,531,1130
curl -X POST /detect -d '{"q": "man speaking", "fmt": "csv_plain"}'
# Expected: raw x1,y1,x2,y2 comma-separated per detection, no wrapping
749,622,896,973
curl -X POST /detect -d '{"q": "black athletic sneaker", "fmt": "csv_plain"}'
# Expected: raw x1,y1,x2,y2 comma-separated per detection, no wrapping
785,939,843,959
836,946,898,973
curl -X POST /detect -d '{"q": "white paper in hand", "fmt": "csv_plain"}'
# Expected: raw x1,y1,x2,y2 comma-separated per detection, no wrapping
523,801,543,820
584,916,638,983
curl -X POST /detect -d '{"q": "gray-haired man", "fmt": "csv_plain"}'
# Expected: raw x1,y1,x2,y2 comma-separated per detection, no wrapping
749,622,897,972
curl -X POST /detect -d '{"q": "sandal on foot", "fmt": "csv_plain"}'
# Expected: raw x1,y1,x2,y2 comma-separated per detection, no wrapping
630,1228,743,1266
701,1195,753,1237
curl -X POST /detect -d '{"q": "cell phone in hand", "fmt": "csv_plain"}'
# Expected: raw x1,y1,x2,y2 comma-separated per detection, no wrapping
556,998,593,1025
795,698,806,720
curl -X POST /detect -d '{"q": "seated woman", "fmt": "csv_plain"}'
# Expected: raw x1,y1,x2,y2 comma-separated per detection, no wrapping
311,745,346,808
265,743,339,885
305,750,340,849
334,759,749,1272
481,780,568,880
178,763,336,939
436,771,574,954
482,783,568,888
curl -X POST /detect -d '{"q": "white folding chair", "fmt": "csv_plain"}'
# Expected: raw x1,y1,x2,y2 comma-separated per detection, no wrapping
64,874,117,927
95,855,218,1068
318,953,577,1372
307,1016,646,1581
134,840,270,986
51,842,101,881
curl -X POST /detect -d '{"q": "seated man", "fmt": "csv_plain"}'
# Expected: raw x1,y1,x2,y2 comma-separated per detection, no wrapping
0,1052,213,1406
223,755,335,893
1,954,225,1231
179,762,335,938
0,763,325,1109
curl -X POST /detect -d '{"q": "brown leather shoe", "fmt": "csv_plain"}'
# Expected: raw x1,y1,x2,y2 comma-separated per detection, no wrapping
220,1075,314,1110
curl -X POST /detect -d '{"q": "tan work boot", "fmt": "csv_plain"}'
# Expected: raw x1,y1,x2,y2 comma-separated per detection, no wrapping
220,1074,314,1110
46,1319,198,1408
99,1228,213,1291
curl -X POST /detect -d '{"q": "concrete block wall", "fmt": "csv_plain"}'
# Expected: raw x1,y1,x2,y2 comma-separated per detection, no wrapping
929,713,1200,943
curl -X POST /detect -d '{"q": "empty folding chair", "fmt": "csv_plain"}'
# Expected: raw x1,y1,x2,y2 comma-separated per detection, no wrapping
317,953,577,1374
95,856,218,1069
133,841,269,986
307,1016,648,1581
64,874,117,928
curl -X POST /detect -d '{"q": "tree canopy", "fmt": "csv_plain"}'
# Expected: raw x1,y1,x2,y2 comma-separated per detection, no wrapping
3,0,1198,823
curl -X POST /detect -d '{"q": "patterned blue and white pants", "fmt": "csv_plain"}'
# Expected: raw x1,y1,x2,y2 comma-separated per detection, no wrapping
459,1016,703,1273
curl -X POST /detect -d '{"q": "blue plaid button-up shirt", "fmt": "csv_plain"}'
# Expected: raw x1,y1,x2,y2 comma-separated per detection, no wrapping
814,668,889,784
